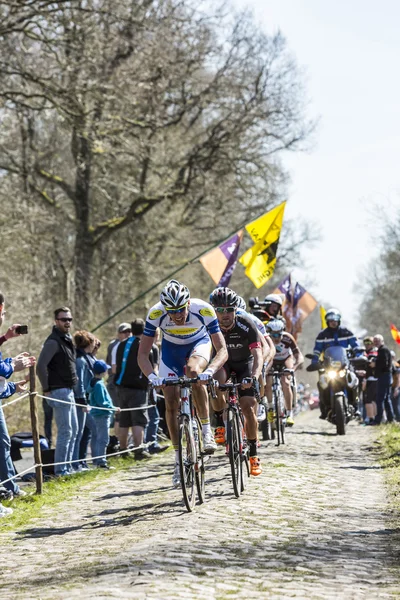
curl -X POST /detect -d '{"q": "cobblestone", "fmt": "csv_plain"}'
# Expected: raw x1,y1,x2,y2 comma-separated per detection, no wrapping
0,411,399,599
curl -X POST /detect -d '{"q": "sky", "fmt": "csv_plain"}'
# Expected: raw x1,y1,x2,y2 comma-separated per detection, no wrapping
234,0,400,329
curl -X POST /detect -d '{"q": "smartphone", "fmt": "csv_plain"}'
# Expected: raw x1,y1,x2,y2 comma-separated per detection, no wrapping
15,325,28,335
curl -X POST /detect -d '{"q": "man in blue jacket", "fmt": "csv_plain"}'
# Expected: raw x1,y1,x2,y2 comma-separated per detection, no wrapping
312,308,361,419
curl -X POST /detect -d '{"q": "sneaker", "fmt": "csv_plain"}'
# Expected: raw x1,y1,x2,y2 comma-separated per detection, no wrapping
0,487,13,501
172,463,181,487
11,489,27,499
215,426,226,445
249,456,262,476
203,432,217,454
0,504,13,518
257,404,267,422
134,449,152,460
97,464,116,470
286,416,294,427
149,444,169,454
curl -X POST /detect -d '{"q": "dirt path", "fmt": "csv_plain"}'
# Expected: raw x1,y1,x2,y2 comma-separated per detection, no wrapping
1,412,399,599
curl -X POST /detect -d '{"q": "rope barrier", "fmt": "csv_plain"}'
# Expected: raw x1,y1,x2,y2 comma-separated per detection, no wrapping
1,391,30,409
37,393,156,412
0,440,159,488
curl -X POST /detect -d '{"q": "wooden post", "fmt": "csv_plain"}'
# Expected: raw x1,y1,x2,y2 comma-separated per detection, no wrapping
29,366,43,494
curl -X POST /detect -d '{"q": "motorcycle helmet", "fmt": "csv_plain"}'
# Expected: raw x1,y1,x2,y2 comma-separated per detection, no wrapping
325,308,341,325
209,287,238,307
160,279,190,309
264,293,283,307
236,296,247,310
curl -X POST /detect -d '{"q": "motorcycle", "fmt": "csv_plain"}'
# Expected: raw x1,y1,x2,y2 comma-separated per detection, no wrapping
306,346,359,435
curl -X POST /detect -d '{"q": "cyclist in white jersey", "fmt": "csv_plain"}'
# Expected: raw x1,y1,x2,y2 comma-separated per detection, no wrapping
138,280,228,486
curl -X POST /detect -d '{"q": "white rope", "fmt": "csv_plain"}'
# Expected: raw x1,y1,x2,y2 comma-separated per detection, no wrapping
1,391,30,409
0,440,160,487
38,393,156,412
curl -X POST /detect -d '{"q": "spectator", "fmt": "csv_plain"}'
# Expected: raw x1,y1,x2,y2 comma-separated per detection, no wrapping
371,335,394,425
363,337,378,425
145,328,168,454
106,323,132,437
390,351,400,421
73,330,96,471
87,360,118,469
115,319,152,460
37,307,78,476
0,293,35,515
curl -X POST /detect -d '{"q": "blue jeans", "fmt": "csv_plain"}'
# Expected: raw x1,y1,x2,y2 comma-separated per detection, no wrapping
46,388,78,476
72,402,87,469
145,390,160,448
0,405,20,494
375,373,394,425
92,415,111,466
42,398,53,448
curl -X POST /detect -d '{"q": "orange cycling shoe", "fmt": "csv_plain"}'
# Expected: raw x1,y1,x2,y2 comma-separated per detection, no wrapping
215,426,226,445
249,456,262,476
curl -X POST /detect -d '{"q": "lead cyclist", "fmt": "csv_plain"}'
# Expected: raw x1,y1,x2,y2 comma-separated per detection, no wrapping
138,280,228,487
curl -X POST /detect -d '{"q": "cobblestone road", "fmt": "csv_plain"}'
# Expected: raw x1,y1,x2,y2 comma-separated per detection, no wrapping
0,411,399,599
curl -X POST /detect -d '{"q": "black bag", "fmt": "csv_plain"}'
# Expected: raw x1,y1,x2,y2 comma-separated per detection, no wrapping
41,449,55,475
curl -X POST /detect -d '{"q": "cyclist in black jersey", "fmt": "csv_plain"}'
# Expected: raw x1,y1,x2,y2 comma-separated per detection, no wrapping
209,287,264,476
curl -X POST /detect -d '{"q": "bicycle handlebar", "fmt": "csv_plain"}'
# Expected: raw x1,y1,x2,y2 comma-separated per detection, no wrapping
267,369,294,376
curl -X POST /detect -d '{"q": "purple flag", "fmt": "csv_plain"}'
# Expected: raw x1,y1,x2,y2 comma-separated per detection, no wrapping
218,232,243,287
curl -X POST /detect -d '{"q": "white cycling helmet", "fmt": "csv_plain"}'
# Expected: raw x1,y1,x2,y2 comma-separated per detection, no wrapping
264,293,283,307
160,279,190,309
266,319,285,334
236,296,247,310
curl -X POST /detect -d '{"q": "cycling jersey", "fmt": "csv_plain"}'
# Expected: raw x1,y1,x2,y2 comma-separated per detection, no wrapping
143,299,220,345
221,314,261,365
273,332,299,362
237,308,267,336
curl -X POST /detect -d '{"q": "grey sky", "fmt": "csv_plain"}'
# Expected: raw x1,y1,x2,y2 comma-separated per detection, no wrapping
235,0,400,329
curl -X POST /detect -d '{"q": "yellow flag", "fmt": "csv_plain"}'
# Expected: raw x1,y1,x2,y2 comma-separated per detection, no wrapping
320,305,327,329
239,202,286,288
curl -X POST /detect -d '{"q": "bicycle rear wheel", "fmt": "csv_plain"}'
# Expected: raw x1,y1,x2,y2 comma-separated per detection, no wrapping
194,416,205,504
178,415,196,512
227,407,242,498
275,393,281,446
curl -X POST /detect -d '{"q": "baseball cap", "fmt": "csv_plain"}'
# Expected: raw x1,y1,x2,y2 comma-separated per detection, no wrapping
93,359,111,374
118,322,131,333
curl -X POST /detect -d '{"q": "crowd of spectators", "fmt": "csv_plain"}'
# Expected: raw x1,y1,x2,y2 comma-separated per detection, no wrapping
0,295,168,520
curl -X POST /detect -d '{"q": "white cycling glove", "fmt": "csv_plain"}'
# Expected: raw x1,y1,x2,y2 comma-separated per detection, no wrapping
198,368,214,382
148,373,164,387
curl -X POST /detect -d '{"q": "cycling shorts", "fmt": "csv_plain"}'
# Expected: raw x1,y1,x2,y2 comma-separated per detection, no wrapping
159,336,212,378
223,359,255,398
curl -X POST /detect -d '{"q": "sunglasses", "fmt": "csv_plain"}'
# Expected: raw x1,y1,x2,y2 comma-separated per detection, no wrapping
271,332,283,338
165,305,187,314
57,317,73,322
215,307,236,314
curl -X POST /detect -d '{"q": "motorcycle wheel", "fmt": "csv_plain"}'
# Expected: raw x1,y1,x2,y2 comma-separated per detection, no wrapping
335,394,346,435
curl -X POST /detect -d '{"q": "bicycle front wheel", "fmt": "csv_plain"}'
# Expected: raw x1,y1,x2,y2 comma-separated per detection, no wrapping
194,416,205,504
227,407,242,498
240,416,250,493
178,415,196,512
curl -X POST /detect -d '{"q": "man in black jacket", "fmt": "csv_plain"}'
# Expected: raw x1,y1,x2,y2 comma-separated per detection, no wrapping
115,318,156,459
37,307,78,476
372,334,394,425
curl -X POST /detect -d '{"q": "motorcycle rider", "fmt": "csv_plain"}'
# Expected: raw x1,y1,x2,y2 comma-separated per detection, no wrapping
264,294,283,322
311,308,361,419
363,336,378,424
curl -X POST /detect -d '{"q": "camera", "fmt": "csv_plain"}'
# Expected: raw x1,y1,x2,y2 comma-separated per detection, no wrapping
15,325,28,335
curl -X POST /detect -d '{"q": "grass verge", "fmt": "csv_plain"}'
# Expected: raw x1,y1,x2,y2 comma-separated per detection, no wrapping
0,449,170,533
377,424,400,514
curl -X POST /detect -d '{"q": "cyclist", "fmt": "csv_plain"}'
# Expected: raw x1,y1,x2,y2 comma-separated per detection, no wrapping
311,308,361,419
209,287,264,476
265,319,304,426
138,280,228,486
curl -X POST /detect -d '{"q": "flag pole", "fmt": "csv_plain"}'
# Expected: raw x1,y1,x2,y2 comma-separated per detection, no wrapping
91,210,270,333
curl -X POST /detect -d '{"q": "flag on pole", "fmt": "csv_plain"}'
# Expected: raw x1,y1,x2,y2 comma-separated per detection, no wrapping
390,323,400,345
320,306,327,329
273,273,293,304
239,202,286,288
199,231,243,287
291,282,318,335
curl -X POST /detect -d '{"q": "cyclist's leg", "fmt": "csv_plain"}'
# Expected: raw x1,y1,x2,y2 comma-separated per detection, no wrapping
237,363,262,475
211,366,228,444
281,356,294,413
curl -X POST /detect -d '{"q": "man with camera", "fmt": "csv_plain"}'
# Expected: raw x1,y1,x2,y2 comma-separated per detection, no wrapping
0,292,36,517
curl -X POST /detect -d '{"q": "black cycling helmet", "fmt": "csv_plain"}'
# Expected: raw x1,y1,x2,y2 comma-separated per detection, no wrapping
209,287,238,307
325,308,341,325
